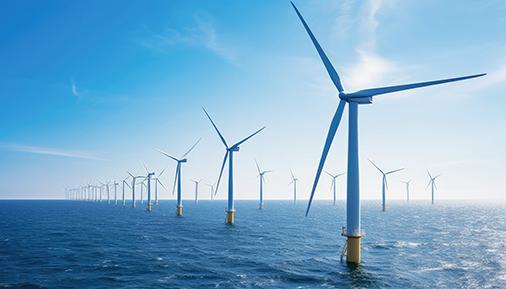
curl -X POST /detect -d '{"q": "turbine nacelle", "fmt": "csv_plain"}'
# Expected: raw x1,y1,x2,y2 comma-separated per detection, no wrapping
229,146,240,152
339,92,373,104
179,159,188,163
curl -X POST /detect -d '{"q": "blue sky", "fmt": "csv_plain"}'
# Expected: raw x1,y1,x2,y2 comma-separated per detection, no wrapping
1,0,505,201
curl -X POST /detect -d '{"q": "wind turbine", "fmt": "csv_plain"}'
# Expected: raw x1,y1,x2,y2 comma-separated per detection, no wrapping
291,1,485,263
205,183,215,200
369,160,404,212
113,180,119,205
401,180,411,201
192,180,201,204
426,170,440,204
122,176,131,206
127,172,145,209
157,138,201,217
255,160,272,210
146,172,155,212
154,168,167,206
325,171,345,206
98,183,103,202
203,107,265,224
290,169,298,204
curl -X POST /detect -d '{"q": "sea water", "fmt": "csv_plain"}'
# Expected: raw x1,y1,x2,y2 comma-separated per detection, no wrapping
0,200,504,288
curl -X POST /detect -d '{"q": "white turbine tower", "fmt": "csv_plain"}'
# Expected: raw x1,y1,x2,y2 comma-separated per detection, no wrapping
192,180,201,204
113,180,119,205
122,176,131,206
289,169,298,205
255,160,272,210
401,180,411,201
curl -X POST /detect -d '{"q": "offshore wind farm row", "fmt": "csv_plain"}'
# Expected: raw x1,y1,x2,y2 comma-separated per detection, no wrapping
63,2,485,265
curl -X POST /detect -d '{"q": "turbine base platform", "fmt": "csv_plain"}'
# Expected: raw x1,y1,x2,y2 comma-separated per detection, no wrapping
346,236,361,264
176,205,183,216
226,209,235,224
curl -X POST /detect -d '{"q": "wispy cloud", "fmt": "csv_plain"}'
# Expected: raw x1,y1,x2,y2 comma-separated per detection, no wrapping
71,79,78,97
137,15,236,63
0,143,105,161
342,0,400,92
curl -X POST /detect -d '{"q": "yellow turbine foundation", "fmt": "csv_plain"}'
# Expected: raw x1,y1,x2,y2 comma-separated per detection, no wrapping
176,205,183,216
346,236,361,264
227,210,235,224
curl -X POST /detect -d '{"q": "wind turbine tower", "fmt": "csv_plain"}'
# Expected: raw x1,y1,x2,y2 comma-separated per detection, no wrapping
291,1,485,263
325,171,345,206
203,107,265,224
192,180,201,204
369,160,404,212
427,171,440,204
158,138,201,216
290,169,298,204
255,160,272,210
401,180,411,201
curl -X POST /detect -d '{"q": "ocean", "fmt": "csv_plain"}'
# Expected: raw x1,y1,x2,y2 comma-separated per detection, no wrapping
0,200,504,288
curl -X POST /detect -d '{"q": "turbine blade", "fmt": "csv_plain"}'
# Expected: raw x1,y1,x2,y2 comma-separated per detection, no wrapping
158,167,167,177
124,181,132,189
255,159,261,174
291,2,344,92
214,151,229,196
336,173,346,178
232,126,266,148
348,73,486,98
324,170,333,178
368,159,384,174
158,179,167,190
290,169,295,179
427,169,433,179
157,149,179,162
384,176,389,190
306,99,346,216
181,138,201,158
386,168,404,175
426,180,431,190
330,179,335,191
202,107,228,148
127,172,134,178
143,163,149,174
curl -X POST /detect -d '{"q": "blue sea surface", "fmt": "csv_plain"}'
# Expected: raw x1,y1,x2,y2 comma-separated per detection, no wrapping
0,200,504,288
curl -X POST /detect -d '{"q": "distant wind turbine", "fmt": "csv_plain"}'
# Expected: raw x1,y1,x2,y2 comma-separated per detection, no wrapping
426,170,440,204
122,176,131,206
127,172,145,209
369,159,404,212
291,1,485,263
203,107,265,224
255,160,272,210
146,172,155,212
401,180,411,201
113,180,119,205
325,171,345,206
205,183,215,200
157,138,201,216
289,169,298,204
192,180,201,204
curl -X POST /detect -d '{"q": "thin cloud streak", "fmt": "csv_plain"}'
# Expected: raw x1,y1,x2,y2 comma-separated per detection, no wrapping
137,15,236,63
71,79,78,97
0,143,105,161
